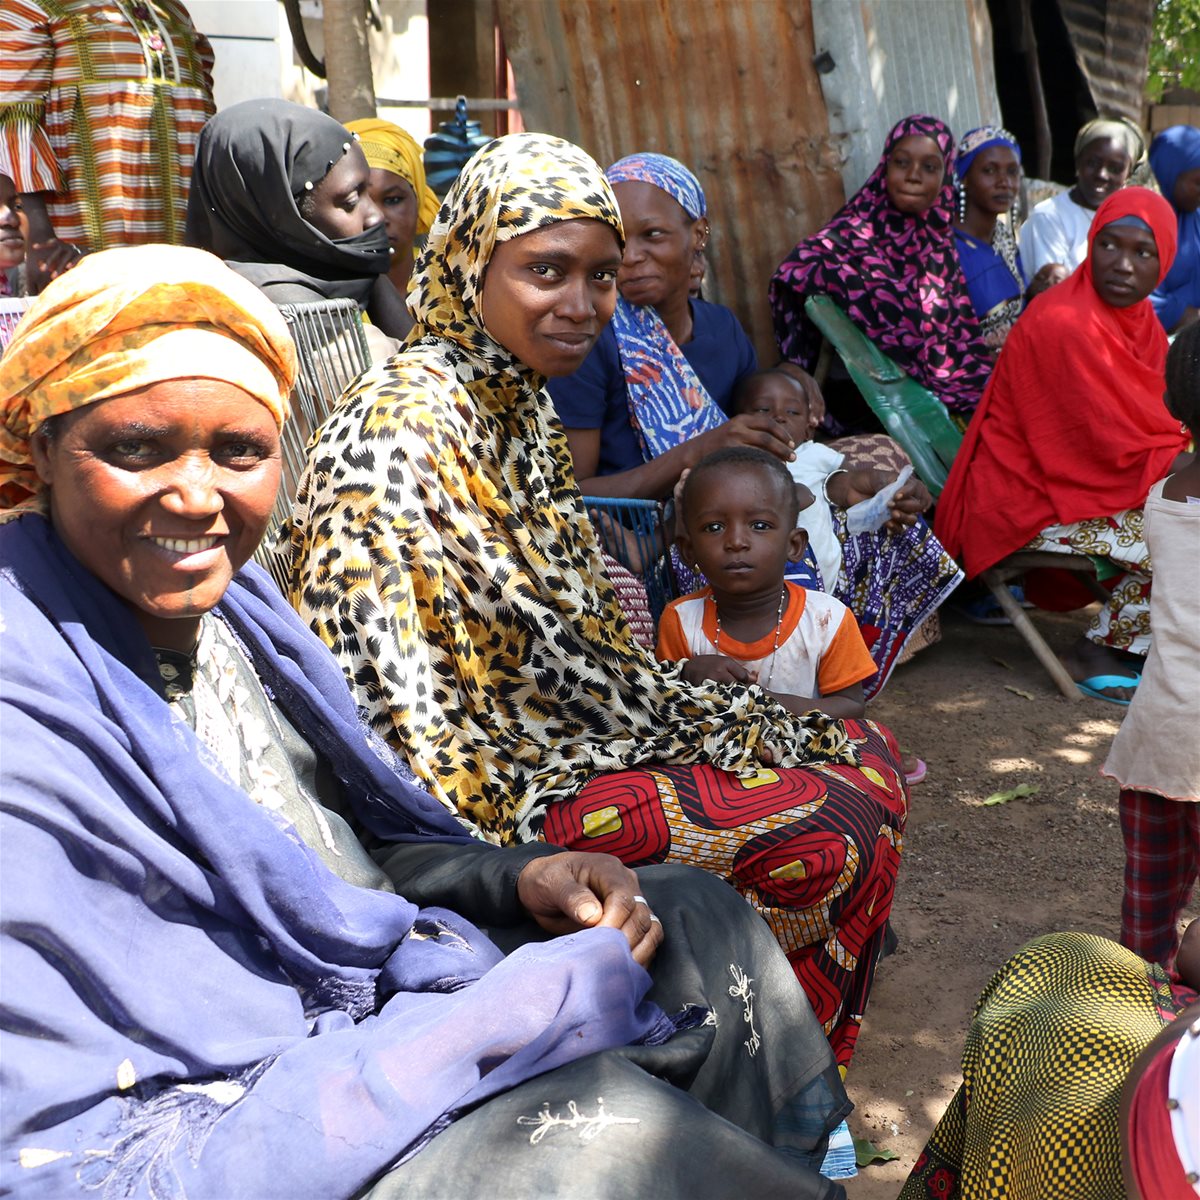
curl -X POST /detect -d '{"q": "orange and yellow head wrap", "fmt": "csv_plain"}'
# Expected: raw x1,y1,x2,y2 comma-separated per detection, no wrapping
0,244,297,510
346,117,441,237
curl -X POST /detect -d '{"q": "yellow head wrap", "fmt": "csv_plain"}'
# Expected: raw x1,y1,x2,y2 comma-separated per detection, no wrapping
0,244,298,511
346,117,441,237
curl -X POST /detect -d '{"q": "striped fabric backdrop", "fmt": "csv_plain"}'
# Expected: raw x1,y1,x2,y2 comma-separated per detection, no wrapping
0,0,215,251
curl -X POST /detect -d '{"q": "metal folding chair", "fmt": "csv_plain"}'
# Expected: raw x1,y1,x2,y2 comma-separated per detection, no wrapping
253,298,371,592
583,496,675,625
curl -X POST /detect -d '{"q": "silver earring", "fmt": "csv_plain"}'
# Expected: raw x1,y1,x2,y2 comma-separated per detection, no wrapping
956,182,967,223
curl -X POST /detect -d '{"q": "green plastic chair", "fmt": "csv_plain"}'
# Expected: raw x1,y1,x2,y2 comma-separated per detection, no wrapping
803,294,1113,700
803,294,962,496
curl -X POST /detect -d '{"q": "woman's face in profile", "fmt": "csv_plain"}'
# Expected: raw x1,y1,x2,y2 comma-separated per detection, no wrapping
480,217,622,377
31,379,281,651
885,135,945,215
1173,166,1200,215
1089,221,1159,308
0,172,25,269
302,144,383,240
611,180,704,311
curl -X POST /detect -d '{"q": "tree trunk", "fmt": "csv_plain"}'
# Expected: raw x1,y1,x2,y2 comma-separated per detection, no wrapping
324,0,376,123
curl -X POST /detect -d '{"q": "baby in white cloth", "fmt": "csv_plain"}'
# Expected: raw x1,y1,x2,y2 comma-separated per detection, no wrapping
731,369,929,589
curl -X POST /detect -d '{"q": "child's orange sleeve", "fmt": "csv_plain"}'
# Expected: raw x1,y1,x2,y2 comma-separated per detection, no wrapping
655,602,691,662
816,608,877,694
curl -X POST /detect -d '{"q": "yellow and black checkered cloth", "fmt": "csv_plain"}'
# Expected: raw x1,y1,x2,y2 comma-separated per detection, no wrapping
900,931,1195,1200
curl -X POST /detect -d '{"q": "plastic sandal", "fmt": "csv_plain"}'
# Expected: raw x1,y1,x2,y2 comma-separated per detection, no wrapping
903,757,928,785
1075,674,1139,706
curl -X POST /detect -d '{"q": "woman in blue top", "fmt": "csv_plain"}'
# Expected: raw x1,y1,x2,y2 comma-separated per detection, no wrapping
548,152,961,779
951,126,1063,352
1149,124,1200,335
548,152,804,500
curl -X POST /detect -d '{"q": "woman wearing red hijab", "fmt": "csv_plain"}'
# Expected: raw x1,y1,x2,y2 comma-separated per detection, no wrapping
935,187,1191,704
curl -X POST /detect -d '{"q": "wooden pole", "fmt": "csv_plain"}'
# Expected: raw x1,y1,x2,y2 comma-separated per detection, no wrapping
324,0,376,123
1017,0,1053,179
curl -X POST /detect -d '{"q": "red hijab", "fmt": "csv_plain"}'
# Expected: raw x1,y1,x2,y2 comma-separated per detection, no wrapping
935,187,1185,577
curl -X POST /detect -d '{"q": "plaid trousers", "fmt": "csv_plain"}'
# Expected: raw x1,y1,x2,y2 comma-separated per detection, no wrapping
1119,788,1200,967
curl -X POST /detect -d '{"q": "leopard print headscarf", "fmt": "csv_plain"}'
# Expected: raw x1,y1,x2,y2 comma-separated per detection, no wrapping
289,133,858,845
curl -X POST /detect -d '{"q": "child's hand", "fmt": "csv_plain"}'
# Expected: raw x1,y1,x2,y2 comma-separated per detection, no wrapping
885,477,932,531
27,238,82,293
681,656,757,686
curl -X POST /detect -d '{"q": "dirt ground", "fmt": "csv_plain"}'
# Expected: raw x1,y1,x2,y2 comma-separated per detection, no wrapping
842,602,1197,1199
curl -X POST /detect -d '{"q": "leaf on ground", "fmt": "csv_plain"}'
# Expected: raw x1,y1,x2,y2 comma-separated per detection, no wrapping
992,657,1012,669
983,783,1040,806
853,1136,899,1167
1003,685,1036,700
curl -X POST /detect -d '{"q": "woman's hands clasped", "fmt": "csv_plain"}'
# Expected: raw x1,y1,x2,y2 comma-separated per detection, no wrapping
517,852,663,966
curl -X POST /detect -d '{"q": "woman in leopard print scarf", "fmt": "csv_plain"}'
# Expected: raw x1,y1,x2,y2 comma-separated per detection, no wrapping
289,132,908,1070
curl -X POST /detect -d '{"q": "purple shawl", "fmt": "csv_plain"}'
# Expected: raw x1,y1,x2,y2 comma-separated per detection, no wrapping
769,114,993,414
0,515,675,1198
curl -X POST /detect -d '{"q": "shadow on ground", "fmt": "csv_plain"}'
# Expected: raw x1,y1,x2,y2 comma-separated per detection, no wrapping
843,605,1196,1199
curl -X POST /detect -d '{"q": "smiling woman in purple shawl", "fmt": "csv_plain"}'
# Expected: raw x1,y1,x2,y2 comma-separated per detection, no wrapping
0,244,850,1199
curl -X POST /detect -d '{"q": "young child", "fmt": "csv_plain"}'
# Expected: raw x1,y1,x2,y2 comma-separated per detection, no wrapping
732,367,932,591
0,171,78,303
0,172,26,297
657,446,876,719
1101,323,1200,970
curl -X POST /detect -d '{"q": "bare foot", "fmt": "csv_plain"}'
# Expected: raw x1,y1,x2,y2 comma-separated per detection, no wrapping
900,751,926,784
1059,637,1142,702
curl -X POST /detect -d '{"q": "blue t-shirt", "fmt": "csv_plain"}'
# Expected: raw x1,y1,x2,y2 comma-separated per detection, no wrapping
548,298,758,477
953,227,1027,320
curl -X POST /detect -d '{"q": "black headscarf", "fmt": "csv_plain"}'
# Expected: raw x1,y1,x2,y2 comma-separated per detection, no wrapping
186,98,390,306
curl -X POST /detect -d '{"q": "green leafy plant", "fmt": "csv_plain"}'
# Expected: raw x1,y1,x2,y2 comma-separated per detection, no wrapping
1147,0,1200,102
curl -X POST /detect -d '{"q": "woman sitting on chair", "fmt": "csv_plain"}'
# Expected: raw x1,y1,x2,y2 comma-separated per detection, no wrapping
0,244,854,1200
934,187,1192,705
288,132,912,1072
187,99,409,353
769,114,994,424
951,126,1064,351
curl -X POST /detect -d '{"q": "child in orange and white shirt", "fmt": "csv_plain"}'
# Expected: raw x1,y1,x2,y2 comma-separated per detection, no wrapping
658,445,876,719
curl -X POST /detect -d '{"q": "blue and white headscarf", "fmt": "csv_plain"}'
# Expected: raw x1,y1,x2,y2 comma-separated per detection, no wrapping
603,152,719,459
606,152,707,220
954,126,1021,183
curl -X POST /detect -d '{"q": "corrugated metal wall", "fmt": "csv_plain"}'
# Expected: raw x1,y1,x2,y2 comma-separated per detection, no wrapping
813,0,1001,195
497,0,845,359
1058,0,1155,123
498,0,1002,360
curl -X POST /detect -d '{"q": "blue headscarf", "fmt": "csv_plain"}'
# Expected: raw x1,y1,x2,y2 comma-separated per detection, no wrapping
602,152,720,459
954,125,1021,182
606,152,707,219
1149,124,1200,331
